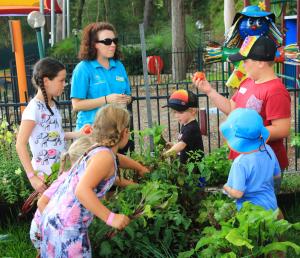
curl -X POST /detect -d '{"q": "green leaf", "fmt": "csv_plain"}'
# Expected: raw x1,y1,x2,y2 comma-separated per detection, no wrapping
261,241,300,255
178,249,195,258
292,222,300,230
195,235,217,250
225,229,254,250
221,252,237,258
99,241,112,256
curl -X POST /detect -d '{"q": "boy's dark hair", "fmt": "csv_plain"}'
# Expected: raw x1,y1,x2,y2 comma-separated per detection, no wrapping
32,57,65,115
78,22,122,61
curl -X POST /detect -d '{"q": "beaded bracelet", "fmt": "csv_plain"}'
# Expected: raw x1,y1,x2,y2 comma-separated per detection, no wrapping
27,172,35,179
106,212,115,226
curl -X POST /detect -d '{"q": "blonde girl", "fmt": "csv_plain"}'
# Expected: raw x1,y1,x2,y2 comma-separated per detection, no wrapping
40,105,131,257
30,136,94,255
16,58,81,193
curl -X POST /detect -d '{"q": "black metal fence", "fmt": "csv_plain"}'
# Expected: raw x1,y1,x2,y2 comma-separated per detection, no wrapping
1,52,300,171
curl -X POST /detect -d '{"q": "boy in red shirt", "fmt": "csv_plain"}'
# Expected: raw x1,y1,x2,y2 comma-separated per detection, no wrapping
193,36,291,190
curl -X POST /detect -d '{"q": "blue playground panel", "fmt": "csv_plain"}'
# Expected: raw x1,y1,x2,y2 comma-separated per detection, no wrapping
284,15,297,89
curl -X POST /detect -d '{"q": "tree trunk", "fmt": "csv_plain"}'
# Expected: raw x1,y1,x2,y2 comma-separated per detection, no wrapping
55,0,63,42
103,0,109,21
143,0,153,32
171,0,186,81
76,0,85,30
224,0,235,36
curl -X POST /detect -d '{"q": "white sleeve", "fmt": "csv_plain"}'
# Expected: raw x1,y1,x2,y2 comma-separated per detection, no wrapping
22,101,38,122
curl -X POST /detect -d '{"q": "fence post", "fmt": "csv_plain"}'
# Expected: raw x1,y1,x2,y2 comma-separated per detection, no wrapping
197,46,203,72
200,108,207,135
139,23,154,151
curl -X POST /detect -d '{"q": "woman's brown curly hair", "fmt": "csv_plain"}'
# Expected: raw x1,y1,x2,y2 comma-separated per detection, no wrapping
78,22,122,61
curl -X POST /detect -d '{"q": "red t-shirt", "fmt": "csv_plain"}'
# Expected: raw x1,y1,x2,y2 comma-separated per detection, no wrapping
229,78,291,170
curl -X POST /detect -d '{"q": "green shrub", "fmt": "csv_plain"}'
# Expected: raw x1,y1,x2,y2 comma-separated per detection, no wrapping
0,121,31,204
199,145,232,186
47,36,80,59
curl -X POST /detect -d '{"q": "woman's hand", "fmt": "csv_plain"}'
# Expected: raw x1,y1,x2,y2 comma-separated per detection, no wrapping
111,214,130,230
106,94,131,104
30,176,47,193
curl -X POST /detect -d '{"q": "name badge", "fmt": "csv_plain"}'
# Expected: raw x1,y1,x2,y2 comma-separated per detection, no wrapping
239,87,247,94
94,79,106,84
116,76,125,82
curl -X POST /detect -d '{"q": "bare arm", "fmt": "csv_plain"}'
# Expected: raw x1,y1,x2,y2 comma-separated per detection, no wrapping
164,141,186,156
16,120,47,192
37,194,50,213
72,97,106,112
64,131,82,140
193,77,235,115
117,154,150,176
266,117,291,141
75,151,130,229
223,185,244,199
72,94,132,112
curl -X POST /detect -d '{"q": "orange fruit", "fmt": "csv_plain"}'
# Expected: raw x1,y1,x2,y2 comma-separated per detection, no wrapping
193,71,206,81
83,124,93,134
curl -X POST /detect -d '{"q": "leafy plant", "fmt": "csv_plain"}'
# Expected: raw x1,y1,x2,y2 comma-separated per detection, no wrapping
198,145,232,186
180,202,300,258
280,172,300,193
0,120,31,204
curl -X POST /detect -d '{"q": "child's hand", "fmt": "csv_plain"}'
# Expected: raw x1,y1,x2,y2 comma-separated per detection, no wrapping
30,176,47,193
192,73,212,95
138,165,150,176
163,149,177,158
165,142,173,150
111,214,130,230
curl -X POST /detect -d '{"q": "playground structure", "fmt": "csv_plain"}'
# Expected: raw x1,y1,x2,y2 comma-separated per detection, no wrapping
0,0,69,47
0,0,61,15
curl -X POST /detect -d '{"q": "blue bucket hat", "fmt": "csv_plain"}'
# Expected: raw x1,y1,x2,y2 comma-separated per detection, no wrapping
220,108,270,153
232,5,275,25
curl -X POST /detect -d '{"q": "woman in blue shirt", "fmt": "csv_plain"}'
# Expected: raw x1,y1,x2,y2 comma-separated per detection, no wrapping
71,22,131,130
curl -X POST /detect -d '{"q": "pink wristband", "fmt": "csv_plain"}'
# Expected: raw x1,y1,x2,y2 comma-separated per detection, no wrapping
27,172,35,179
106,212,115,226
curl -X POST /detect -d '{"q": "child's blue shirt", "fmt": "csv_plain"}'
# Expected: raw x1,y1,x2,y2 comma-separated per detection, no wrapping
225,144,280,211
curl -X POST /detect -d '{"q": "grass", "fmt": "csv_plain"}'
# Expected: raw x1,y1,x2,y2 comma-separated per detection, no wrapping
0,220,35,258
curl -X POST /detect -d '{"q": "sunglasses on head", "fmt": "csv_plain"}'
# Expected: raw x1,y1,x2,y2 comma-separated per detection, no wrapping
96,38,118,45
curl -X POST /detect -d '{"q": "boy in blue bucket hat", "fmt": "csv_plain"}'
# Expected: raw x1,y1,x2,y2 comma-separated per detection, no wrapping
221,108,281,211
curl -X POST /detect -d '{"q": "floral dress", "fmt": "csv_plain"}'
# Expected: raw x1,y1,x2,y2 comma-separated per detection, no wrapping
40,146,117,257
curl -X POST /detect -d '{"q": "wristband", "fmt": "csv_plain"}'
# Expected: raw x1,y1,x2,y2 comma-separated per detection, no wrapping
27,172,35,179
105,96,108,104
106,212,115,226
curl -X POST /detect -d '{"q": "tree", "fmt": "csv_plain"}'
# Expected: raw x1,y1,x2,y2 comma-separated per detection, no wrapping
76,0,86,30
143,0,153,32
171,0,186,81
224,0,235,36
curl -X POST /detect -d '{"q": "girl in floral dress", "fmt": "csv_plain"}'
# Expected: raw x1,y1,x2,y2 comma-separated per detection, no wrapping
30,136,94,256
40,105,131,257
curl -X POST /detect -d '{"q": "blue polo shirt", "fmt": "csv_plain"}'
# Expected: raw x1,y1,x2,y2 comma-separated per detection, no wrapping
225,144,280,211
70,59,131,130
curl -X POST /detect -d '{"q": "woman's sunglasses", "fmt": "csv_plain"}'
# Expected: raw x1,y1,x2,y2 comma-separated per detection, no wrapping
96,38,118,46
